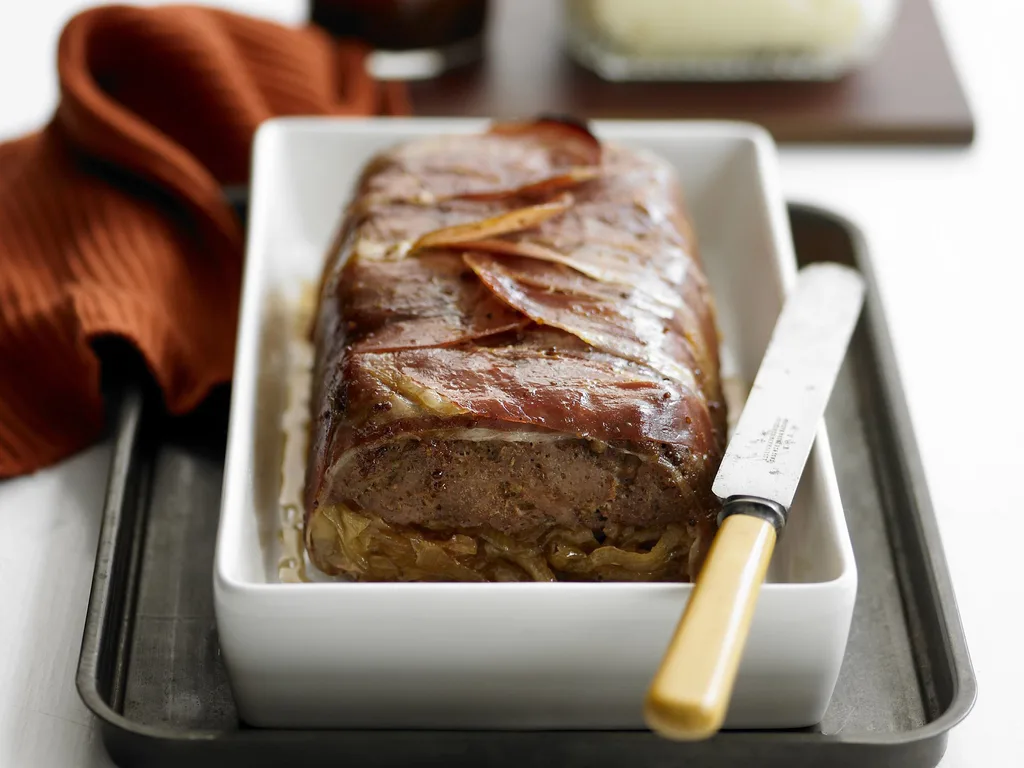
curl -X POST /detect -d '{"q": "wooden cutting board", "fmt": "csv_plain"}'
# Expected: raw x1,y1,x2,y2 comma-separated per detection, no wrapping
409,0,974,145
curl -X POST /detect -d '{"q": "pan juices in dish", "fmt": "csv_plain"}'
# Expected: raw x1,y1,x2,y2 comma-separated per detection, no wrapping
303,119,726,583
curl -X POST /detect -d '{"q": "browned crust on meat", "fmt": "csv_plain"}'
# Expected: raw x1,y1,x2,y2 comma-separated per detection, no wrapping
305,120,725,582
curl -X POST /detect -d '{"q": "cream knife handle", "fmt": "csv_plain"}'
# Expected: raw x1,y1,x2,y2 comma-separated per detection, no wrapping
644,510,777,740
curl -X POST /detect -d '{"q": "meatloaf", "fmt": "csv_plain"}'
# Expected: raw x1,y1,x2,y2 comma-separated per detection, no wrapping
304,118,726,582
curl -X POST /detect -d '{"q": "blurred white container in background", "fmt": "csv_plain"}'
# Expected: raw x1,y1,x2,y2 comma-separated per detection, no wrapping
566,0,901,81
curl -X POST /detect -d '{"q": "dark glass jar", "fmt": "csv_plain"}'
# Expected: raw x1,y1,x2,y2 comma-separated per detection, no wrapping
311,0,489,78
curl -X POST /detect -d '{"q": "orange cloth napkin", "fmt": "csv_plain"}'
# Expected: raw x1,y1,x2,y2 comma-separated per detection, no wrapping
0,5,407,477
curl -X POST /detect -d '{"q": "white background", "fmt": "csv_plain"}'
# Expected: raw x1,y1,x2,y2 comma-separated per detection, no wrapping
0,0,1021,765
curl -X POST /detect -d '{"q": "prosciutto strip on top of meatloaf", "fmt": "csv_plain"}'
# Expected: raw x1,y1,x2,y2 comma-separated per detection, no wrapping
304,118,726,582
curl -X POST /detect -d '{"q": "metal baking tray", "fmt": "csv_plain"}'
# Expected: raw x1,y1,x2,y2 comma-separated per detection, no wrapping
77,204,975,768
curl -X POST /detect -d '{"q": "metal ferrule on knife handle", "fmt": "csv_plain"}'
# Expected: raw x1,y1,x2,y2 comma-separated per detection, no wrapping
717,495,787,531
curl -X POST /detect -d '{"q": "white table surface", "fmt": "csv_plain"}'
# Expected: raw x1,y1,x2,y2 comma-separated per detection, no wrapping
1,1,1021,766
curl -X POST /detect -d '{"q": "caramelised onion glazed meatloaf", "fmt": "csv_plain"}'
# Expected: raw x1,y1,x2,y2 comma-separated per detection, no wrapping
304,119,726,582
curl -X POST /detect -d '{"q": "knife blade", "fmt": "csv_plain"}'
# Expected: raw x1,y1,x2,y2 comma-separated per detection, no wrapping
713,262,866,521
645,262,865,741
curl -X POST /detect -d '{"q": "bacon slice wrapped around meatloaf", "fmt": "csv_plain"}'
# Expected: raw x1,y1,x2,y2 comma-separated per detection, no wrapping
304,119,726,582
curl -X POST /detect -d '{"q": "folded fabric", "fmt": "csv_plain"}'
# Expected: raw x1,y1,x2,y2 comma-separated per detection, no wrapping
0,4,407,477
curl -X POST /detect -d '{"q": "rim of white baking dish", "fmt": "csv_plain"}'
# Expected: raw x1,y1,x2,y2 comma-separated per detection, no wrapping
213,117,857,597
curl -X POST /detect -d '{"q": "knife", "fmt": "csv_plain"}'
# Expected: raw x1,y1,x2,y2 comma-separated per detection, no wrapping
644,262,865,740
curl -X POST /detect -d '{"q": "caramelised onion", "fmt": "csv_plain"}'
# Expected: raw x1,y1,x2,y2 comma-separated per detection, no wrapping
410,195,573,253
314,505,689,582
588,525,685,571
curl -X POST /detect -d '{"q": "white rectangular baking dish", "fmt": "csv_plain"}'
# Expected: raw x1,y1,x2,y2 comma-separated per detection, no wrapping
213,118,857,730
